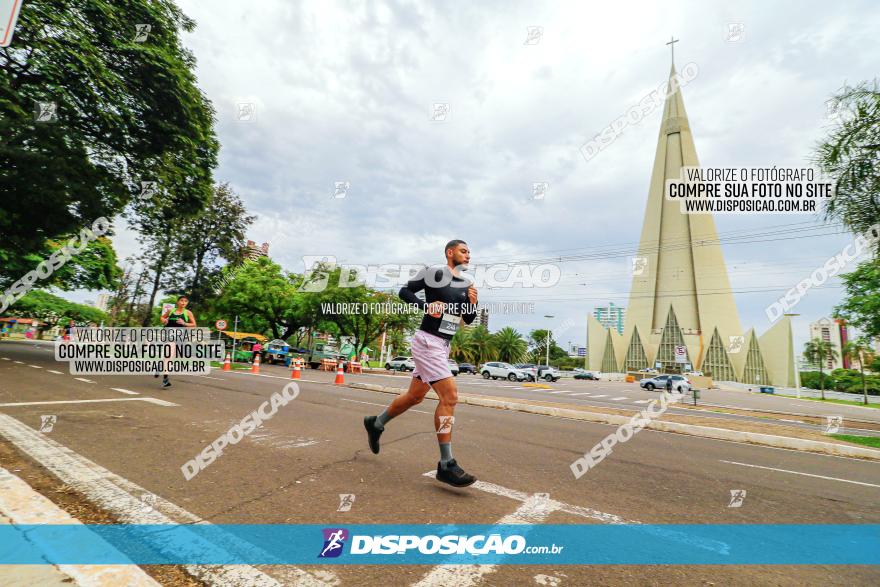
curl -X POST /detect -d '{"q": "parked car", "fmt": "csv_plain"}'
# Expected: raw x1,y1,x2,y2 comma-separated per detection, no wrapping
458,363,477,374
386,356,415,371
448,360,460,376
639,374,692,392
574,371,599,380
536,364,560,382
481,362,529,381
514,363,538,381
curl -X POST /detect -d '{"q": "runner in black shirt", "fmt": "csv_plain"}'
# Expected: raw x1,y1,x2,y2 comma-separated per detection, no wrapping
364,240,479,487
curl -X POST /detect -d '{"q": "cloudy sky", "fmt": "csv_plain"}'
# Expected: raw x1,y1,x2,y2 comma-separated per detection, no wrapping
78,0,879,353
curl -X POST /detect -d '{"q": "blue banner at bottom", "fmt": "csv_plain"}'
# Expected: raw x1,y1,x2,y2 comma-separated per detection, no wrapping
0,524,877,565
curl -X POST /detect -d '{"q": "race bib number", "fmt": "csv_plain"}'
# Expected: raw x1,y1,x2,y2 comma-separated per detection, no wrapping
438,314,461,336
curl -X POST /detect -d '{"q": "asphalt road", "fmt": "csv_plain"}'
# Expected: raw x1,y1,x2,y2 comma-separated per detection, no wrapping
353,369,880,436
1,339,879,586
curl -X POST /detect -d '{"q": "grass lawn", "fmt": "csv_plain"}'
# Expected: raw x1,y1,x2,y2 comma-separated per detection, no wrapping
208,360,253,370
786,396,880,409
830,434,880,449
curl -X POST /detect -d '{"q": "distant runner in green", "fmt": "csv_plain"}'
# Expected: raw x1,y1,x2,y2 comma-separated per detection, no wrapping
157,295,197,388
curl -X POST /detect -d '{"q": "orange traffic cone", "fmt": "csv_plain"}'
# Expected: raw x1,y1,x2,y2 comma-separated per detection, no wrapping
291,357,301,379
222,352,232,372
251,353,261,374
334,362,345,384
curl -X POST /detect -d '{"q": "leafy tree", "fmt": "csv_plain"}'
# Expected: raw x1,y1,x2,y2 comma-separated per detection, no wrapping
834,260,880,338
12,290,107,338
450,328,473,363
528,328,567,363
493,327,528,363
177,183,255,303
842,338,875,405
814,80,880,239
308,265,420,358
0,0,218,282
211,257,304,339
803,338,839,400
467,325,496,365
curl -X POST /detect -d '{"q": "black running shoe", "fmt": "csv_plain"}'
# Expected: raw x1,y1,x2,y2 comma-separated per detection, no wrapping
436,459,476,487
162,378,171,388
363,416,383,454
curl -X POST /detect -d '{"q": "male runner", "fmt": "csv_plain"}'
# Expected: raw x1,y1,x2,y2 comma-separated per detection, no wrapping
157,295,196,388
364,240,479,487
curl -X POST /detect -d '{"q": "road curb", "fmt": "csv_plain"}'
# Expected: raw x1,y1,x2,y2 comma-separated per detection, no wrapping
346,382,880,461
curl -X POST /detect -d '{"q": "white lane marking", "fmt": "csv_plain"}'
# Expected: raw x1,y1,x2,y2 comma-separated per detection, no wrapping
0,413,333,587
720,460,880,488
47,370,64,374
633,400,651,404
610,396,628,401
568,393,593,397
13,360,23,364
779,418,805,424
28,364,42,369
411,492,554,587
422,471,627,523
0,467,160,586
0,357,9,360
74,377,95,384
591,394,608,398
341,398,431,415
0,398,177,407
548,390,575,394
111,388,140,395
416,471,727,586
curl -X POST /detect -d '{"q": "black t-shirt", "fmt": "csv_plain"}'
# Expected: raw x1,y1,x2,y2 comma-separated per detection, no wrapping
399,265,477,340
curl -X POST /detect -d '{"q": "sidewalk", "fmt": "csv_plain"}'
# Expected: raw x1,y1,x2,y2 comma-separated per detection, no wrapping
0,467,159,586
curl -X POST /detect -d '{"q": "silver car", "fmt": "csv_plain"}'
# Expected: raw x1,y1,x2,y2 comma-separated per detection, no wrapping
639,374,692,392
481,362,528,381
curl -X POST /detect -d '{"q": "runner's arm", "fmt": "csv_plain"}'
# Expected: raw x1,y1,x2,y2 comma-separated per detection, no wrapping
160,309,171,325
462,285,478,324
184,311,197,328
398,268,428,310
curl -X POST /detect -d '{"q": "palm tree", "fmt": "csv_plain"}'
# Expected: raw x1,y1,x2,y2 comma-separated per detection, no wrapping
493,327,528,363
468,325,496,366
803,338,838,400
450,328,473,363
842,338,875,405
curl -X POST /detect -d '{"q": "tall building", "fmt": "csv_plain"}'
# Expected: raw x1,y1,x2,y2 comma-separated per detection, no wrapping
94,293,111,312
593,303,625,335
587,56,795,385
464,308,489,330
244,240,269,260
808,317,847,370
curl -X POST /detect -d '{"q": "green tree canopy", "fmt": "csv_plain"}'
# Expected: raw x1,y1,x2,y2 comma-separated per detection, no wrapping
1,0,218,284
493,327,528,363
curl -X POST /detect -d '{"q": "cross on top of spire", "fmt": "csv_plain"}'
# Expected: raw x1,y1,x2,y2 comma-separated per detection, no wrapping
666,36,679,66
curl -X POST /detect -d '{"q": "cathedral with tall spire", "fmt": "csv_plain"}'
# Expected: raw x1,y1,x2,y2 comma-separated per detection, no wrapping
587,49,796,387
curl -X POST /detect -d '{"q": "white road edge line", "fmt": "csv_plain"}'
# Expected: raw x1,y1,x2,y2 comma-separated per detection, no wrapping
0,398,177,407
720,460,880,488
74,378,95,384
28,365,42,368
0,413,333,587
47,370,64,374
0,467,160,586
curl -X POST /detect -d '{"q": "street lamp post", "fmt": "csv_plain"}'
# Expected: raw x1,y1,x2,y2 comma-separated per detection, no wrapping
544,315,554,368
784,313,801,399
